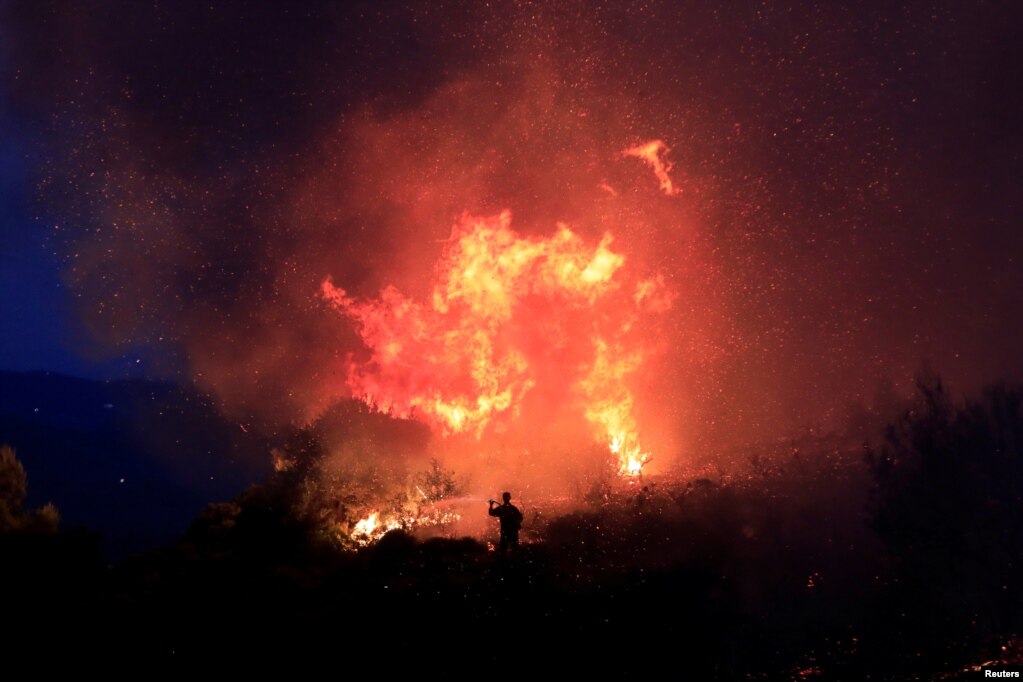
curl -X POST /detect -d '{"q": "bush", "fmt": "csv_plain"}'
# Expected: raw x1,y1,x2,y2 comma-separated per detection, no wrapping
0,444,59,533
867,374,1023,662
0,444,28,531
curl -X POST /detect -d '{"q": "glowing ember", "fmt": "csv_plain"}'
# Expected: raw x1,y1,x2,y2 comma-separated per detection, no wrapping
323,209,671,477
623,139,681,196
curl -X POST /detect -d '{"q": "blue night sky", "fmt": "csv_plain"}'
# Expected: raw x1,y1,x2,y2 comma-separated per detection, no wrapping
0,110,138,379
0,109,81,375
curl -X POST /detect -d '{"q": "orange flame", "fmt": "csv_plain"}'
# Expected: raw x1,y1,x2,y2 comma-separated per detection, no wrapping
350,511,398,545
323,210,671,476
349,509,462,547
623,139,681,196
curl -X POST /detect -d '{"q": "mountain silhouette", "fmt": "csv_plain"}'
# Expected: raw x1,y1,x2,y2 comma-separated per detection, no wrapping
0,370,270,558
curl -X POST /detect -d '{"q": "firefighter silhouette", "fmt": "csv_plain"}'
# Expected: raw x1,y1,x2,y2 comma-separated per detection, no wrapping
488,491,523,553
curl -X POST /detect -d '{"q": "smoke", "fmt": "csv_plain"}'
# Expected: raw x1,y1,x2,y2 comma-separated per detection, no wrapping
4,1,1023,476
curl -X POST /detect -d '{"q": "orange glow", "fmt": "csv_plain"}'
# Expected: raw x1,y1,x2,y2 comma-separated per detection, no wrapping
350,511,397,545
349,509,462,547
323,210,671,476
623,140,681,196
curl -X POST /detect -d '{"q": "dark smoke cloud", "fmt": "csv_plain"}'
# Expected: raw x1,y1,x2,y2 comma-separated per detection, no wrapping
4,1,1022,456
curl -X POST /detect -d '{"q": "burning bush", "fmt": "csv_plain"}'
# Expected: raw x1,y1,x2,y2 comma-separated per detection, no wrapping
264,400,467,548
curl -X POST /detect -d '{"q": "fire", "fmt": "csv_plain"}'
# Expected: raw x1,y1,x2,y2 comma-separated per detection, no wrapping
350,511,398,545
323,206,671,477
623,139,681,196
349,509,462,547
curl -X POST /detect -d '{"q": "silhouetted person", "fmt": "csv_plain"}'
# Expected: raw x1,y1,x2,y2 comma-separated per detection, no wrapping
488,492,522,554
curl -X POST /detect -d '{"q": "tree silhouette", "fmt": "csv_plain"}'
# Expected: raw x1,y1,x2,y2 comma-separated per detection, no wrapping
0,444,59,533
0,445,28,531
867,374,1023,659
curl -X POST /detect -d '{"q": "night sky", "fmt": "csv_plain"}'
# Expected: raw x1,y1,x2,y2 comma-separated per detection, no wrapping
2,1,1022,457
